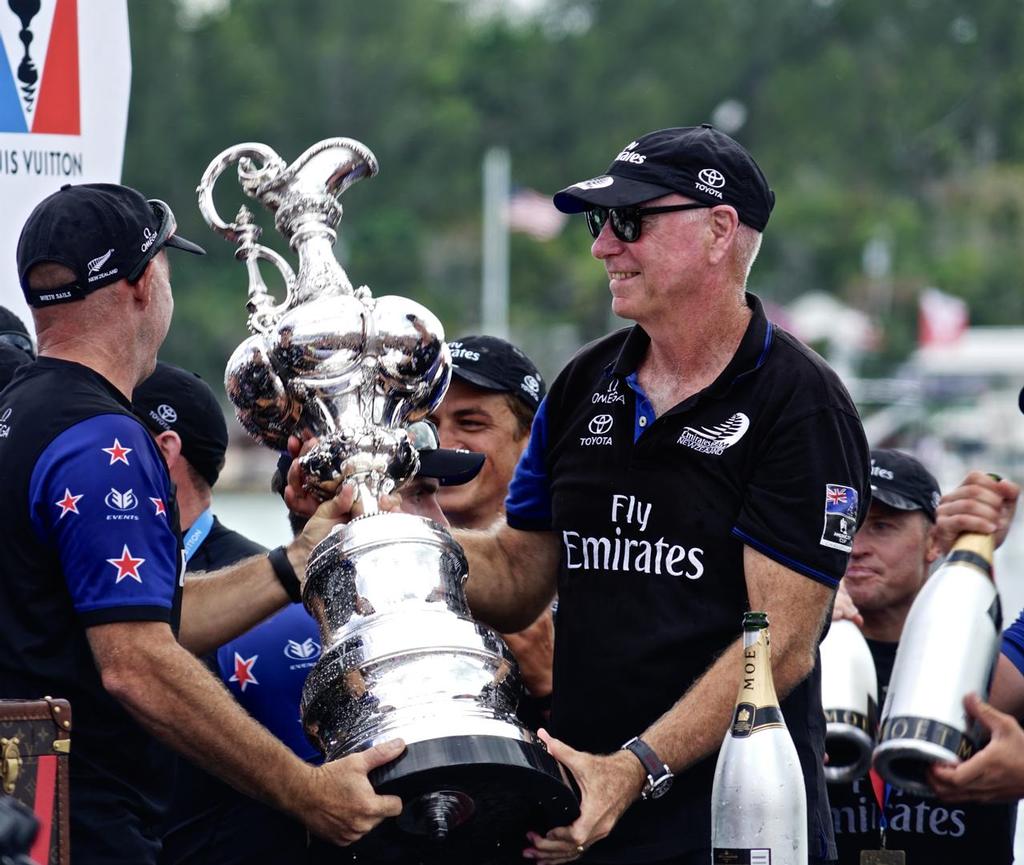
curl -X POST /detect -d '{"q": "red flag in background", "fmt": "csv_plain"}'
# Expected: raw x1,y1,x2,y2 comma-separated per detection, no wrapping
918,287,968,347
506,187,567,241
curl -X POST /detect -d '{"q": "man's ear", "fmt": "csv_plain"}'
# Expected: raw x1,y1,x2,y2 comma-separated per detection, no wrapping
706,205,740,265
153,430,183,469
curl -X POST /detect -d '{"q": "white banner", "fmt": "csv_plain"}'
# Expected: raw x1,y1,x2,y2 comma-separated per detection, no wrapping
0,0,130,329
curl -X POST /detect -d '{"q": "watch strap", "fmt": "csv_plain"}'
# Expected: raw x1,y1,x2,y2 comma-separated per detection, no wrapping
622,736,672,798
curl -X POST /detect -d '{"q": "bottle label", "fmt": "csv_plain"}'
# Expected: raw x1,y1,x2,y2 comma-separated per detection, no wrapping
730,702,784,738
824,702,877,736
878,715,978,759
713,848,772,864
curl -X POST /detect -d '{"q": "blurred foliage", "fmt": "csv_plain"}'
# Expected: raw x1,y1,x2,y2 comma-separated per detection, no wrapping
123,0,1024,389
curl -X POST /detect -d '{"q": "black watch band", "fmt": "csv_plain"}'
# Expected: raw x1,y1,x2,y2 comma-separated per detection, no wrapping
268,545,302,603
621,736,673,800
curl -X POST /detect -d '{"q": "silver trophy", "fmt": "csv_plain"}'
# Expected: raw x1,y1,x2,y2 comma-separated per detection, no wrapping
197,139,577,860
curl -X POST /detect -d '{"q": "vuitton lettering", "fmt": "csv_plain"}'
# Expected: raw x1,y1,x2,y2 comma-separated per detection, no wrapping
562,494,705,579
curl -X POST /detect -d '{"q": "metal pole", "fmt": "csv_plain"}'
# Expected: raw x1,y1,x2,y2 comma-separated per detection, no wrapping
481,147,510,338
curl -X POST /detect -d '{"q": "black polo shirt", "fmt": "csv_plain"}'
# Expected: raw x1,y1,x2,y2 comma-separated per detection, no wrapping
0,358,184,865
506,294,870,863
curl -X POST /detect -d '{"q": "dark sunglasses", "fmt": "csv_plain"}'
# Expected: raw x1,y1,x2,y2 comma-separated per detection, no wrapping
127,199,178,283
584,203,710,243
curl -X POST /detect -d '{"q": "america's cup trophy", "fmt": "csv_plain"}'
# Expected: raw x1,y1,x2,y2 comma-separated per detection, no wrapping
197,139,578,860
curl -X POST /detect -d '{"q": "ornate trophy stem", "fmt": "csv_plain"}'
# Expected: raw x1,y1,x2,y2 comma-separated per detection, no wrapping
198,138,578,861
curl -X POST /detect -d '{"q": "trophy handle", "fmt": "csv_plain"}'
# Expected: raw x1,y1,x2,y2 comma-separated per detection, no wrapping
197,143,297,334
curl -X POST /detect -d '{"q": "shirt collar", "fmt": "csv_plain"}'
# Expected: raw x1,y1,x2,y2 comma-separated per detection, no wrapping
607,292,774,399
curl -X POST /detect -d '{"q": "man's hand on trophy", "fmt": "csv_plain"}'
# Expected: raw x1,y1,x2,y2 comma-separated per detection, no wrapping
284,434,330,517
298,738,406,845
935,471,1020,555
284,434,401,521
522,729,644,863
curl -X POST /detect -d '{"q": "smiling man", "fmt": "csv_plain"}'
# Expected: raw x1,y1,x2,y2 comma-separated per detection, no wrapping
446,125,870,865
431,335,544,529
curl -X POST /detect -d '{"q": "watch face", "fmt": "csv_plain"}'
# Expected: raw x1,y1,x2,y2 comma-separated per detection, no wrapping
648,774,673,799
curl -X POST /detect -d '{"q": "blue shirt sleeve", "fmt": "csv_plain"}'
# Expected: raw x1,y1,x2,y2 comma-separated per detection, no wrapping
505,397,553,530
1002,608,1024,677
217,604,322,763
29,413,181,624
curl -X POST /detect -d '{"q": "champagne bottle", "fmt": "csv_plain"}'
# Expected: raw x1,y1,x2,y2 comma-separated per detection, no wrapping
711,611,807,865
820,618,878,784
873,531,1000,796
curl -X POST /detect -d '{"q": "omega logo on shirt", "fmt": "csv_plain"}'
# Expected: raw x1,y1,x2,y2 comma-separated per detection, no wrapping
562,493,705,579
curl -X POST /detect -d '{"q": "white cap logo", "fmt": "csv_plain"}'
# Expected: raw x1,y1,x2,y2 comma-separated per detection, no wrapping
698,168,726,189
573,175,615,191
157,404,177,424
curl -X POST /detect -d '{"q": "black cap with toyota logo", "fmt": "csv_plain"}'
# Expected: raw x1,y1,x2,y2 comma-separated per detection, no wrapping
132,362,229,487
552,124,775,232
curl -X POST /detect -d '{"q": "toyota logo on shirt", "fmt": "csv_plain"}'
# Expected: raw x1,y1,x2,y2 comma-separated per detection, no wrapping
589,414,613,435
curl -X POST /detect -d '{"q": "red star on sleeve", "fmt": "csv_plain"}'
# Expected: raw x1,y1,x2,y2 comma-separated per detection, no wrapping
54,488,84,519
102,438,133,466
229,653,259,692
150,497,167,517
106,545,146,583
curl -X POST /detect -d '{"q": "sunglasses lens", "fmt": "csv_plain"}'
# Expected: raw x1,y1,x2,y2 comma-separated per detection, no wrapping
584,208,607,239
610,209,641,242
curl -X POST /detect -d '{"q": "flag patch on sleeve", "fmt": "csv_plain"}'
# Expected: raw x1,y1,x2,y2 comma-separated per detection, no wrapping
820,483,858,552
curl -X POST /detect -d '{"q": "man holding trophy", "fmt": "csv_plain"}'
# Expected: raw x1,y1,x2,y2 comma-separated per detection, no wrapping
447,125,872,864
0,183,405,865
266,127,870,863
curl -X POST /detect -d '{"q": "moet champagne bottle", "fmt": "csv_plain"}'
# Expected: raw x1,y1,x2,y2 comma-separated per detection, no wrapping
712,612,807,865
872,531,1000,797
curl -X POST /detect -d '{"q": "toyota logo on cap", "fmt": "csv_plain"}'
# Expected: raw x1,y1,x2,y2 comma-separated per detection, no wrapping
157,404,177,424
698,168,726,189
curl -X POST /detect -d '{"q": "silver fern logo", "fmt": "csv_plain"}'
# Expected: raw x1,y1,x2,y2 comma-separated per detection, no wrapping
677,412,750,455
87,248,115,274
104,487,138,511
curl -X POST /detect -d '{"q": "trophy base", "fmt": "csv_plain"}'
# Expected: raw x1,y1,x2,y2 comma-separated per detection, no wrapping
347,734,579,864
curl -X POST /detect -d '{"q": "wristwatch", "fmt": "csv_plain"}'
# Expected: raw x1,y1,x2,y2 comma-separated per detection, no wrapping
621,736,673,800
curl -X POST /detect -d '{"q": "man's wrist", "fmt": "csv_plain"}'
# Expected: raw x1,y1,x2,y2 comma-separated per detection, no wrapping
620,736,674,800
614,746,649,800
268,545,303,603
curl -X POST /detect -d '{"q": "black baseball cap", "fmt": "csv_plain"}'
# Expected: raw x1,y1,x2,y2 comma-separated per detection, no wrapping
133,362,229,487
448,335,546,412
0,305,34,358
17,183,205,308
869,448,941,521
407,419,485,486
553,124,775,232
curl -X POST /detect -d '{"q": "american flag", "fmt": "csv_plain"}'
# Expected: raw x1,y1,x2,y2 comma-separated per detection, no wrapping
505,187,567,241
